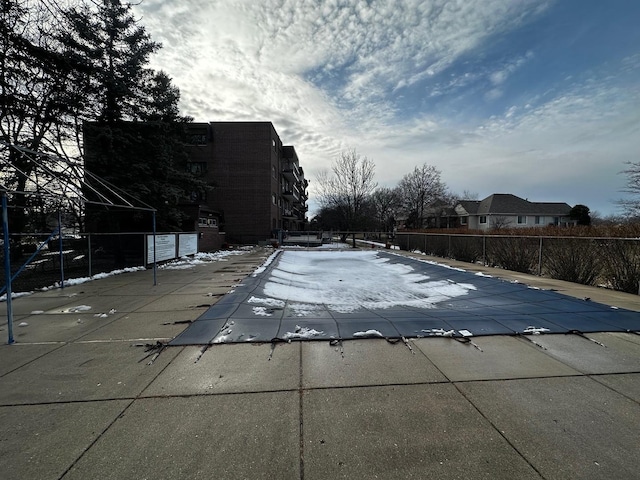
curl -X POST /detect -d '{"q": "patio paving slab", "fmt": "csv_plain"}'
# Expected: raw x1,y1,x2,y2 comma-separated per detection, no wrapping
0,400,130,480
63,393,299,480
0,342,179,405
6,311,125,343
412,336,580,381
457,376,640,480
593,373,640,402
302,339,447,388
78,311,194,342
303,383,542,480
524,332,640,374
0,343,63,376
144,343,300,396
130,293,217,312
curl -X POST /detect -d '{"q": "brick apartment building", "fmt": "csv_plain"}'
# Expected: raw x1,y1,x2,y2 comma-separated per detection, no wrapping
185,122,309,244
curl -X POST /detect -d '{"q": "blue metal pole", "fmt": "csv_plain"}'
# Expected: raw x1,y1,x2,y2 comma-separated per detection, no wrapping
58,210,64,288
2,193,14,344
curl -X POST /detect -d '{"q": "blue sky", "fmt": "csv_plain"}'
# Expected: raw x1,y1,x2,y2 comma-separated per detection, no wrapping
134,0,640,217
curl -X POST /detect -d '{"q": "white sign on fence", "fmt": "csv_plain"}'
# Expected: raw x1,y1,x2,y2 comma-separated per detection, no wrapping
178,233,198,257
146,234,176,264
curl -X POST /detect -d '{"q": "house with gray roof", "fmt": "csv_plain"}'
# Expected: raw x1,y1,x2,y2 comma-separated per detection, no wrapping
454,194,575,230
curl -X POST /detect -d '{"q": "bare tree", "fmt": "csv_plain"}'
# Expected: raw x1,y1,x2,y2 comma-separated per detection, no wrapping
397,164,446,228
370,186,402,232
491,216,513,230
315,149,377,242
619,161,640,217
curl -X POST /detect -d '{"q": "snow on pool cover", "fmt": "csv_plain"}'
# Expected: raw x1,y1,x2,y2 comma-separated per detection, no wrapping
169,250,640,345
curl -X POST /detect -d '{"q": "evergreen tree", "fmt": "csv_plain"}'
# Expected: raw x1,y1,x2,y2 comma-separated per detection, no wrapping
61,0,160,125
61,0,207,232
569,204,591,226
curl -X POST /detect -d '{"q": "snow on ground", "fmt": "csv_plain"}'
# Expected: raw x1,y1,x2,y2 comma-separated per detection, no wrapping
1,249,250,301
353,330,384,338
251,250,280,276
159,250,248,270
282,325,325,340
259,250,477,313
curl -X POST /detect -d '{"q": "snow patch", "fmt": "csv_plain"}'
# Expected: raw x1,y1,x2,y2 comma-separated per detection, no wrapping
253,306,272,316
248,296,285,308
353,329,384,338
523,326,551,335
475,272,493,277
65,305,92,313
159,250,248,270
262,250,477,313
421,328,455,337
283,325,325,340
252,250,280,276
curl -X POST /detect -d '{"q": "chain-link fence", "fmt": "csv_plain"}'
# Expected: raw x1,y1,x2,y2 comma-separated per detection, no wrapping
396,232,640,294
1,232,149,294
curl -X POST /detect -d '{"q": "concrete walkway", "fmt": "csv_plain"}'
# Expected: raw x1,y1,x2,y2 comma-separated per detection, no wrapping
1,246,639,480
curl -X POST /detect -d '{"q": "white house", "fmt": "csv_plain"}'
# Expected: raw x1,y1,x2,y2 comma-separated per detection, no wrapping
455,194,575,231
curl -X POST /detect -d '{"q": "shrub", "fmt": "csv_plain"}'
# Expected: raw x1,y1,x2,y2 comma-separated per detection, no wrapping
450,235,482,263
542,237,601,285
599,238,640,293
486,236,539,274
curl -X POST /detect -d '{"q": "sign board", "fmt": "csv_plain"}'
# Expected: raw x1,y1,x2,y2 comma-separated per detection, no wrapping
146,234,176,264
178,233,198,257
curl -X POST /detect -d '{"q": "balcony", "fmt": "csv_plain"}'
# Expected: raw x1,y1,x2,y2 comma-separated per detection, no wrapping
282,208,296,220
282,161,300,183
282,184,300,201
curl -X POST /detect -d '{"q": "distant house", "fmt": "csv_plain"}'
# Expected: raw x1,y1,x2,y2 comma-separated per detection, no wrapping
454,194,575,230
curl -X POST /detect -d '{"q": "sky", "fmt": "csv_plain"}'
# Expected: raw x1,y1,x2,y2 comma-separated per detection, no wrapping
132,0,640,217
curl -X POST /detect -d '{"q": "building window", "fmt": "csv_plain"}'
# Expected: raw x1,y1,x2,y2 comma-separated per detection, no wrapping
517,215,527,224
535,216,541,225
272,165,276,178
187,162,207,174
460,217,468,225
272,193,276,205
198,217,217,227
479,215,487,224
188,133,207,145
272,139,276,148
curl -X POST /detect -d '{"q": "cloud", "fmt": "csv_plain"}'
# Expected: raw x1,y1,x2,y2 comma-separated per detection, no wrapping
132,0,638,216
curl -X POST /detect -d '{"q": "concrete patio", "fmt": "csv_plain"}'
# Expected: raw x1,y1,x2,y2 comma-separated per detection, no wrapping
1,246,639,479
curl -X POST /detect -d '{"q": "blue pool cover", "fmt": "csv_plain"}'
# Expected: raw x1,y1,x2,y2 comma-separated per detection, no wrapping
169,250,640,345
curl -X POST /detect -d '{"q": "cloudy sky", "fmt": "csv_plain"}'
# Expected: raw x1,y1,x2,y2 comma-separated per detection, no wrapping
133,0,640,217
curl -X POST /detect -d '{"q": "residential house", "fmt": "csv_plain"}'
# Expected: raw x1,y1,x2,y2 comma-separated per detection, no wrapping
455,194,575,230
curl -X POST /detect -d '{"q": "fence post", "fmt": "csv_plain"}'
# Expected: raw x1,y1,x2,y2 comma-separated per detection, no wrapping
538,237,543,276
482,235,486,266
2,192,14,344
152,211,157,286
87,233,92,278
58,210,65,288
